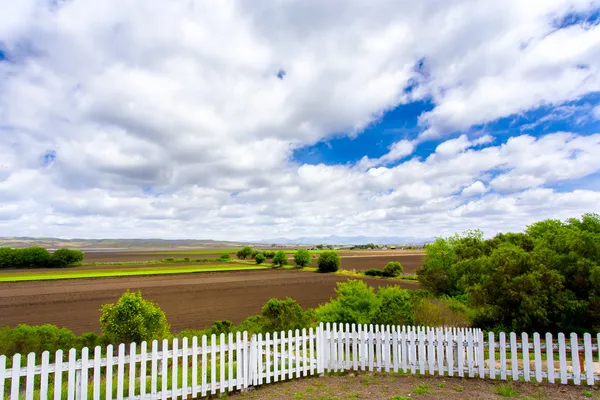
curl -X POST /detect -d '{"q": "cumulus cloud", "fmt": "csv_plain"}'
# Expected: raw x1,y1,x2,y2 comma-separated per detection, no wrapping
0,0,599,240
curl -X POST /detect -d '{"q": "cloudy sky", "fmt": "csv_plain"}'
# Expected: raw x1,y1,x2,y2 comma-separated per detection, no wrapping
0,0,599,241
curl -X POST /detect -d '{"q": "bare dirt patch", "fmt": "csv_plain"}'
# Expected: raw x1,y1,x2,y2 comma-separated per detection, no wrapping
0,270,417,335
231,371,595,399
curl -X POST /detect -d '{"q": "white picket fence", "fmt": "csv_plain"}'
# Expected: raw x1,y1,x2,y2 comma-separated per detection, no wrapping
1,324,599,399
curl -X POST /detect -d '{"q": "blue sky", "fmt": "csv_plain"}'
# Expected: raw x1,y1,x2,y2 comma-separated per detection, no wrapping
0,0,599,240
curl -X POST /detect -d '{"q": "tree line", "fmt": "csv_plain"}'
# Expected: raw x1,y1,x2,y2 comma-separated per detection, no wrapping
0,246,84,268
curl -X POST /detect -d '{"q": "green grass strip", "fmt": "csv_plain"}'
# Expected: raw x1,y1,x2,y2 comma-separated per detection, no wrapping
0,265,268,282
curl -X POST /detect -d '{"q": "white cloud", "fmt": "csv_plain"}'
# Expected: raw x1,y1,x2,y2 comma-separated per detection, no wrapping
0,0,599,240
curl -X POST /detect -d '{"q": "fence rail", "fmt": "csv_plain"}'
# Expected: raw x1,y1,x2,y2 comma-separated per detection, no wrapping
1,324,599,399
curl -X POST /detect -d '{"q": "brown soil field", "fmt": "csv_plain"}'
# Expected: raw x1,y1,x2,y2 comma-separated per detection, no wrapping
316,254,425,273
230,371,593,400
0,270,418,335
82,251,222,262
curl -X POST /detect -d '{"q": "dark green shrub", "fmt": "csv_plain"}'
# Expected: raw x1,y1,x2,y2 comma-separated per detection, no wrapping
365,268,385,277
100,290,170,344
384,261,403,277
264,251,276,259
218,252,232,261
0,324,80,360
255,253,266,264
250,249,259,259
373,286,415,325
236,246,254,260
260,297,308,332
316,280,380,324
51,248,84,267
272,251,289,267
293,249,311,267
211,320,233,335
21,247,52,268
317,251,340,273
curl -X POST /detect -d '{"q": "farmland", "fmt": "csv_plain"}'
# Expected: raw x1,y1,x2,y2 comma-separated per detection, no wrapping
0,269,418,335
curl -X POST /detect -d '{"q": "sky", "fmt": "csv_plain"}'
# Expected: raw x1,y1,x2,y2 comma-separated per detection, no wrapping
0,0,599,241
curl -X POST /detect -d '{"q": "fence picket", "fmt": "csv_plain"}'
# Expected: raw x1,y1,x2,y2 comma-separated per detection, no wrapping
499,333,506,380
67,349,76,400
436,329,444,376
210,335,217,394
446,330,454,377
344,324,351,371
584,333,594,386
558,333,567,384
466,331,474,378
427,329,434,375
546,333,555,384
360,325,367,371
488,332,495,379
161,340,168,400
241,332,247,391
192,336,199,397
25,352,35,400
368,325,374,372
11,354,21,400
376,326,382,371
288,330,294,380
255,333,262,387
140,342,147,400
571,333,581,385
522,333,530,382
310,328,316,376
352,324,358,371
418,330,426,375
41,351,50,400
150,341,158,397
299,329,305,378
235,332,242,390
303,328,309,376
392,327,399,373
117,343,125,400
533,333,542,383
128,343,135,399
182,337,189,397
510,333,518,382
273,332,280,382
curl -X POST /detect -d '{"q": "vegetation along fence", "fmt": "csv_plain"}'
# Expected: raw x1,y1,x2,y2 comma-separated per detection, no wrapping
2,323,600,399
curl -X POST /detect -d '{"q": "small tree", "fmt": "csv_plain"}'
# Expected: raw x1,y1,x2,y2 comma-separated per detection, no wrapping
100,290,170,344
317,251,340,273
293,249,311,267
255,253,266,264
21,246,52,268
272,251,289,267
218,252,232,261
383,261,403,277
51,248,84,268
264,251,276,259
236,246,254,260
260,297,306,332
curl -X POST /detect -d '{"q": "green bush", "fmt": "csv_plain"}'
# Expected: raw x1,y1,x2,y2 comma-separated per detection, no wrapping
373,286,415,326
211,320,233,335
364,268,385,277
217,252,232,261
51,248,84,267
255,253,266,264
0,247,84,269
383,261,403,277
260,297,309,332
272,250,289,267
264,251,276,259
316,280,380,324
293,249,311,267
100,290,170,345
236,246,254,260
317,251,340,273
0,324,81,360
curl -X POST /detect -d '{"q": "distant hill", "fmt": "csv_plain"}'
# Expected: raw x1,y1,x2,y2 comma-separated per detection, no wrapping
254,235,434,246
0,237,252,250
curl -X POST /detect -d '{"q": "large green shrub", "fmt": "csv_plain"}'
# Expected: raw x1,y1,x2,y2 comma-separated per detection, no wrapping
316,280,380,324
272,251,289,267
236,246,254,260
51,248,84,267
99,290,170,344
383,261,403,277
255,253,266,264
293,249,311,267
373,286,415,326
0,247,83,269
317,251,340,273
0,324,81,360
260,297,309,332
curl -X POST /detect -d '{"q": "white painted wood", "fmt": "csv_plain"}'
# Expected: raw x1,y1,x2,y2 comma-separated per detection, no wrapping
40,351,50,400
25,352,35,400
427,329,435,375
499,333,506,380
302,328,309,376
161,340,168,400
236,333,243,389
457,331,464,377
273,331,279,382
533,333,542,383
488,332,495,379
241,332,247,391
11,354,21,400
510,332,518,382
281,330,287,379
338,327,344,373
584,333,594,386
140,342,147,400
324,323,330,373
171,338,179,399
446,330,454,377
235,332,242,390
466,331,474,378
327,324,334,372
210,334,217,394
375,325,382,371
410,329,417,374
402,329,409,373
384,326,391,372
571,333,581,385
392,327,399,373
265,333,271,384
351,324,358,371
0,355,5,400
182,337,189,397
369,325,376,372
545,333,555,384
522,333,530,382
105,345,113,400
297,329,302,378
310,328,316,376
117,343,125,400
288,330,294,380
150,341,158,397
55,350,64,400
437,329,444,376
344,324,350,371
128,343,136,399
477,331,485,378
67,349,76,400
418,330,426,375
361,325,367,371
558,333,567,384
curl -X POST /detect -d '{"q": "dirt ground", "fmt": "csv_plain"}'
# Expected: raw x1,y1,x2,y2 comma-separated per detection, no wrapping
0,269,418,335
230,371,598,400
